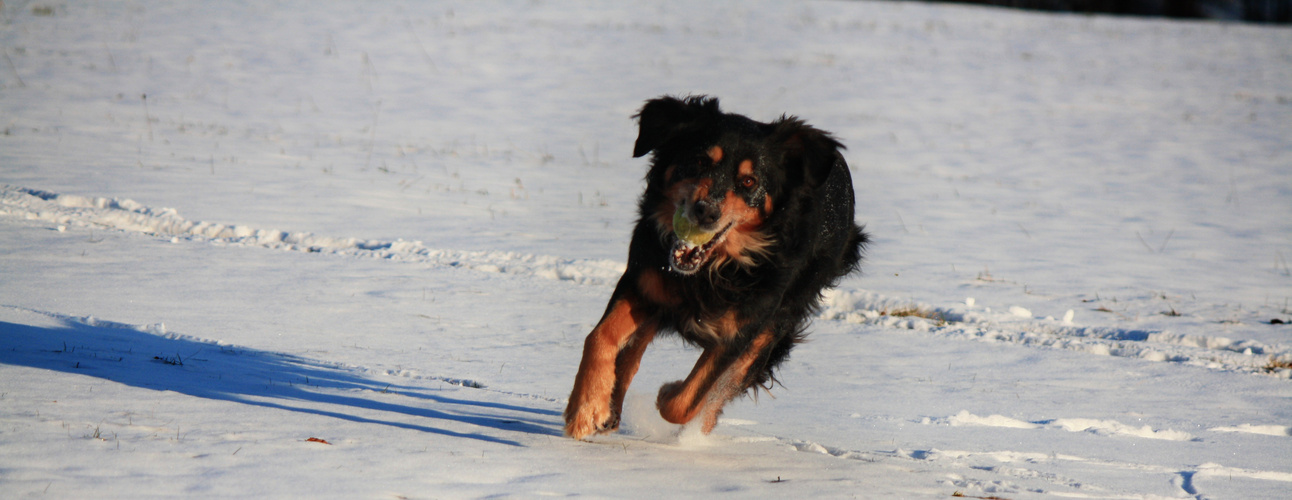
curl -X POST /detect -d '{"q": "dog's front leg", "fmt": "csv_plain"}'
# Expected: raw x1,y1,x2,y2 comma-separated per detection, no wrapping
564,294,651,439
657,330,777,433
656,345,727,426
695,330,776,433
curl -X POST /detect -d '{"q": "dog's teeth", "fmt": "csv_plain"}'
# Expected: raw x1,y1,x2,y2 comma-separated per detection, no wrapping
669,238,708,274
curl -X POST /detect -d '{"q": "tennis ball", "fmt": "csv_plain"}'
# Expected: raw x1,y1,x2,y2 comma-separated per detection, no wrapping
673,206,715,246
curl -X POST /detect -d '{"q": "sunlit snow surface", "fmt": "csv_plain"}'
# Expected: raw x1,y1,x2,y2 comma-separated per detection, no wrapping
1,1,1290,498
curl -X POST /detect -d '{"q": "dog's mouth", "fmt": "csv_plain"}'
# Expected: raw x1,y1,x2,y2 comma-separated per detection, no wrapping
669,222,732,275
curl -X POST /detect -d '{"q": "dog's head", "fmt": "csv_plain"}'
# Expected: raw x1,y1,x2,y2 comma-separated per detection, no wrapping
633,96,845,275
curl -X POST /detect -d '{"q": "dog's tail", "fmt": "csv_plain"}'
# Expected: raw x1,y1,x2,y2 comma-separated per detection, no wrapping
842,224,870,276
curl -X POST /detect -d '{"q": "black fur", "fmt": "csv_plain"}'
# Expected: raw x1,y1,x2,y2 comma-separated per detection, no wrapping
626,95,866,384
563,95,867,438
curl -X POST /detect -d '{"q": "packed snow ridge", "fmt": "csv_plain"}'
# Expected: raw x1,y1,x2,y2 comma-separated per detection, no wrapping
1,185,625,285
938,410,1198,441
4,183,1289,379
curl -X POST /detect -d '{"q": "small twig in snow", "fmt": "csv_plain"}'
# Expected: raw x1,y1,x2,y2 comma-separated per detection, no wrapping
364,101,381,170
141,94,154,142
404,20,438,74
4,51,25,88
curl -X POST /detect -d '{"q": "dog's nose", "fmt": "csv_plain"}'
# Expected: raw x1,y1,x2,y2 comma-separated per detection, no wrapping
691,200,721,227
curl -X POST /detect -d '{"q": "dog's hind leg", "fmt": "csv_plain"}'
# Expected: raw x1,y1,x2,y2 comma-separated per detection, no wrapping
565,295,652,439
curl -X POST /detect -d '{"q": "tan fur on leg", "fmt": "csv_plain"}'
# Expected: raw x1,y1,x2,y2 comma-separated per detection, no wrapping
695,331,776,434
656,346,726,425
607,326,657,430
565,297,649,439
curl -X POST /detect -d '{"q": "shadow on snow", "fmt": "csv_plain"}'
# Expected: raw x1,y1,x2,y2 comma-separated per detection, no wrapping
0,317,563,447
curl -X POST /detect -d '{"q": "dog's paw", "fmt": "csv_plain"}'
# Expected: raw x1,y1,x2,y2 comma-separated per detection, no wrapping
655,380,695,424
563,403,620,440
656,380,684,407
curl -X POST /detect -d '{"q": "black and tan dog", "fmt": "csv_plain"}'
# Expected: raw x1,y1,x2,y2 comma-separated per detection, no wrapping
564,96,868,440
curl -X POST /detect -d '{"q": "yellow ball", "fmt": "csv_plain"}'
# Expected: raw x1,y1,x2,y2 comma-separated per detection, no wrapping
673,206,715,246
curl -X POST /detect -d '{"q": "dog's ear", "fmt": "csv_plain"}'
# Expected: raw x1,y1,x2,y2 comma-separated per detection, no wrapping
768,117,845,188
632,96,719,158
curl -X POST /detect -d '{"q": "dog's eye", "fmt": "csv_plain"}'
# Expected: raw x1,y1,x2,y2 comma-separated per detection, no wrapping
739,176,758,190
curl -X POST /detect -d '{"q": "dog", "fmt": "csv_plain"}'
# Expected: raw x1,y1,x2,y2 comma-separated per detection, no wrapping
564,96,868,440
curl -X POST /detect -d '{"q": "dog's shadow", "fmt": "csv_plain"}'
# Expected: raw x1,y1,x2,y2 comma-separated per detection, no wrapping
0,315,561,446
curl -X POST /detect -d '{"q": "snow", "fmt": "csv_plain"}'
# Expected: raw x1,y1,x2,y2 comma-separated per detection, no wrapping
1,0,1290,498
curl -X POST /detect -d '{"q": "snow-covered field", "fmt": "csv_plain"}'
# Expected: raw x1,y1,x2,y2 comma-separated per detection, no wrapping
2,1,1290,498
